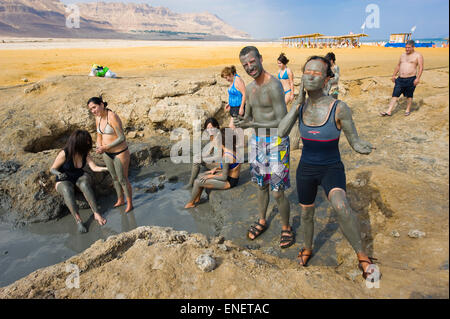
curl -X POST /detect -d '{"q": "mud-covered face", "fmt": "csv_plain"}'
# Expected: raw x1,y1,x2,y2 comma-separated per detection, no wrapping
88,102,104,117
302,59,328,91
206,124,220,141
240,51,263,79
405,44,414,55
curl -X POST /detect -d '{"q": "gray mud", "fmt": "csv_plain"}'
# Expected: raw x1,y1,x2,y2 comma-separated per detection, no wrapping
0,155,343,287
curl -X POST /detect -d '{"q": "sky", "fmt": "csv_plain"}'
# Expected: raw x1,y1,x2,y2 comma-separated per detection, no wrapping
61,0,450,40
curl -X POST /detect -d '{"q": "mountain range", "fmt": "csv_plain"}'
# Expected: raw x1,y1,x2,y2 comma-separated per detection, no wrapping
0,0,251,40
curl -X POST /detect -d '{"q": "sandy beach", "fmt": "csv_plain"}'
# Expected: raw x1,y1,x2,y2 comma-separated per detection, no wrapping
1,38,448,87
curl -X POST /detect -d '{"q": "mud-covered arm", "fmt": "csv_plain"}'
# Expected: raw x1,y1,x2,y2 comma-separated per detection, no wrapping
105,113,126,150
336,101,373,154
50,150,67,178
329,65,340,86
278,81,306,137
86,155,108,173
200,163,229,182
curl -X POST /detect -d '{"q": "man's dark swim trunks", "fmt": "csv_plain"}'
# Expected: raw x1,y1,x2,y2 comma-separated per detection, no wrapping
392,76,416,98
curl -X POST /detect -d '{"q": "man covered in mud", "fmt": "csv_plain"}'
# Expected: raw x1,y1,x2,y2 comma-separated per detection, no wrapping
380,40,424,117
233,46,295,248
278,55,380,280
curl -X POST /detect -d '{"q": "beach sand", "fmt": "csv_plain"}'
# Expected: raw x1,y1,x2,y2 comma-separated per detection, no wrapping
1,39,448,86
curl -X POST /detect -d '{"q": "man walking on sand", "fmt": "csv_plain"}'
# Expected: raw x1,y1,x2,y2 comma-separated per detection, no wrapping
380,40,424,117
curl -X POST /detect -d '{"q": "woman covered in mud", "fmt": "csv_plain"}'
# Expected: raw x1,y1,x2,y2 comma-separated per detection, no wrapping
221,66,246,129
278,56,381,281
185,128,241,208
324,52,340,99
50,129,108,233
277,53,295,105
185,117,221,189
87,97,133,213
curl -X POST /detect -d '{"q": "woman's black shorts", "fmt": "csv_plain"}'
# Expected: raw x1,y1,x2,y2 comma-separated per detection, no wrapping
296,161,346,205
229,106,240,117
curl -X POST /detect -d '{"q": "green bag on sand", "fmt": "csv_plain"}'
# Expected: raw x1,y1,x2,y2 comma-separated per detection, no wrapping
92,64,109,77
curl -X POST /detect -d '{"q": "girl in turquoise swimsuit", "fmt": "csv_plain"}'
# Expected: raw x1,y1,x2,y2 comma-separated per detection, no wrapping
277,53,294,105
221,66,246,129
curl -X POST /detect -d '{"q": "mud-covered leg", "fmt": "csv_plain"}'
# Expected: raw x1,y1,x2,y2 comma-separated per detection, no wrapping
297,204,315,265
113,155,133,213
76,174,106,226
56,181,87,233
247,184,270,240
299,204,315,249
185,162,202,188
102,153,124,207
273,190,290,227
328,189,363,253
274,190,295,248
328,188,379,277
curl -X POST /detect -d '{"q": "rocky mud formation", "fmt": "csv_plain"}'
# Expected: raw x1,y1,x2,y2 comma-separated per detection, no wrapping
0,74,225,223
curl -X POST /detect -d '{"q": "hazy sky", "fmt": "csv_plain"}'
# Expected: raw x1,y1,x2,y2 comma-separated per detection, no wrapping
61,0,449,40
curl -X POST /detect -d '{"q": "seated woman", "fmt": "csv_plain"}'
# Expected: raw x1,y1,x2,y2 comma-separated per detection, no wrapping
50,130,108,233
184,117,221,189
87,96,133,213
185,128,241,208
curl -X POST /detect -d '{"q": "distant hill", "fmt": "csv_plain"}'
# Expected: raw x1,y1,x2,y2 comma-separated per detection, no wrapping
0,0,251,40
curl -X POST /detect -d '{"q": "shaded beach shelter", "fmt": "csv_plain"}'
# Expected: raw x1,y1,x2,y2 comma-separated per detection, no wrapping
281,33,324,48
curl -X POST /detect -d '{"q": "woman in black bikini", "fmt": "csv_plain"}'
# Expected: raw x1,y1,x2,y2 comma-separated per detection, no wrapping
87,97,133,213
185,128,241,208
50,129,108,233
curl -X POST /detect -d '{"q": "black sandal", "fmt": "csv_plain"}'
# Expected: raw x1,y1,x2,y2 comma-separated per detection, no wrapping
358,257,382,280
280,228,295,249
297,248,312,267
247,221,267,240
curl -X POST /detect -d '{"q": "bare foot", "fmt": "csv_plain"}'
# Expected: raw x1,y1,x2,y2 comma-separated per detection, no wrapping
125,203,134,213
94,212,107,226
184,202,196,209
114,198,125,208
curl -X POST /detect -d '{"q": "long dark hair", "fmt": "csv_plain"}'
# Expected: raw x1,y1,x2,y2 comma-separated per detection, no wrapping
278,52,289,65
87,96,108,109
64,130,93,161
203,117,220,130
325,52,336,64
